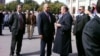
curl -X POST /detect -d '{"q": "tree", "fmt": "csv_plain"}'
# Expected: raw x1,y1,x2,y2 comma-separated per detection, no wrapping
37,1,64,14
23,0,39,11
6,1,19,11
0,4,5,10
24,0,32,4
23,4,32,11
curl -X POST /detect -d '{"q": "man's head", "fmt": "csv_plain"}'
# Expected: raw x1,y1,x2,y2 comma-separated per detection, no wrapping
60,6,69,14
43,3,50,12
16,4,22,13
26,10,30,14
96,0,100,13
78,6,85,14
30,10,34,15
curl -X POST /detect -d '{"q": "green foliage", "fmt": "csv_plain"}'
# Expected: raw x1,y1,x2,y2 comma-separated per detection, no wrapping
2,0,64,14
23,1,39,11
6,1,19,11
37,1,64,14
23,4,32,11
0,4,5,10
5,1,39,11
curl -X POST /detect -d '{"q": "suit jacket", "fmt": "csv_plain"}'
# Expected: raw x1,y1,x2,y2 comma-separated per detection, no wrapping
9,12,26,35
30,14,36,25
53,12,73,55
82,15,100,56
37,11,55,41
0,13,4,25
73,13,90,35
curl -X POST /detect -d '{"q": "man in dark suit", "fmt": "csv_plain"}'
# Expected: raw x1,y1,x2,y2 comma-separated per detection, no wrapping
9,4,26,56
37,3,55,56
82,0,100,56
53,6,73,56
73,6,90,56
0,10,4,35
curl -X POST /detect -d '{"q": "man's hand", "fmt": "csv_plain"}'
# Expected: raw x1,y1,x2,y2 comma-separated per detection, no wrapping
55,23,61,27
39,35,43,39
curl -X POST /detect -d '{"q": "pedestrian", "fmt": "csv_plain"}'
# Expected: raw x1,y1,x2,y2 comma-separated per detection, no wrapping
53,5,73,56
29,11,36,39
73,6,90,56
0,10,4,35
3,11,9,29
82,0,100,56
37,3,55,56
9,4,26,56
25,10,31,39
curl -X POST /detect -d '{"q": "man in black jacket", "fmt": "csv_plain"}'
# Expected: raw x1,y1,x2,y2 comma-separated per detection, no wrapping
0,10,4,35
37,3,55,56
73,6,90,56
82,0,100,56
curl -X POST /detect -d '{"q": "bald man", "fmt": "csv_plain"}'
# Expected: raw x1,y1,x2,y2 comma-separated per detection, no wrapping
37,3,55,56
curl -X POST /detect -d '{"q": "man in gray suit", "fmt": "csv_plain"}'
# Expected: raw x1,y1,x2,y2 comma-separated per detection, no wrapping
82,0,100,56
9,4,26,56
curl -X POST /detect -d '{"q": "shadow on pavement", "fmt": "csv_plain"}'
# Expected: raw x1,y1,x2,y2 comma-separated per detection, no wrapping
21,50,40,56
23,35,40,40
69,53,78,56
2,34,11,36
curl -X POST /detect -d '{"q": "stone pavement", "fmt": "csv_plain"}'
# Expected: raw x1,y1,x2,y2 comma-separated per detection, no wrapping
0,26,77,56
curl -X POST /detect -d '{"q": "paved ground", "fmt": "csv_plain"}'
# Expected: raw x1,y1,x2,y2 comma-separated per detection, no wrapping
0,26,78,56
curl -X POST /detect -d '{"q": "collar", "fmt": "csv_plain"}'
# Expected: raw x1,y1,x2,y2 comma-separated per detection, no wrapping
80,13,84,16
17,11,22,15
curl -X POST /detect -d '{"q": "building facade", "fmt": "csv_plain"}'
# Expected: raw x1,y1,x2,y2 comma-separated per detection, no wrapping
66,0,97,14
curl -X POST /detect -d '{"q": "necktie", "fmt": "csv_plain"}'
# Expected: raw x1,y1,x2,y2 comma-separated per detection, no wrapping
45,12,51,22
19,13,23,29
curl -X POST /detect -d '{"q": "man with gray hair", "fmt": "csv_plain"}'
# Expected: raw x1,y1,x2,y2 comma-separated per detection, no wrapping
53,5,73,56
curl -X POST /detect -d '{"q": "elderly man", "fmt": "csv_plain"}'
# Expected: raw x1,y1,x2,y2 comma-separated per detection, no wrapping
53,6,73,56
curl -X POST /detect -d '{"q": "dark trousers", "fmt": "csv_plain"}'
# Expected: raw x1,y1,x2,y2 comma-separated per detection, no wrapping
40,39,53,56
60,54,68,56
0,25,2,35
76,34,85,56
10,31,23,55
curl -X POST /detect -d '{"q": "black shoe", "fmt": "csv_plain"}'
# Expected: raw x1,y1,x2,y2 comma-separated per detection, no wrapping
10,52,14,56
10,54,14,56
0,34,3,36
16,53,22,56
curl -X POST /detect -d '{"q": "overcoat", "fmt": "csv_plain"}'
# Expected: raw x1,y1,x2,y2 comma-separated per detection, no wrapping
53,12,73,55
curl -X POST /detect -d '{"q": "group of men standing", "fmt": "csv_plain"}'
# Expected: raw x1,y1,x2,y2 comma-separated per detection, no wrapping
5,0,100,56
